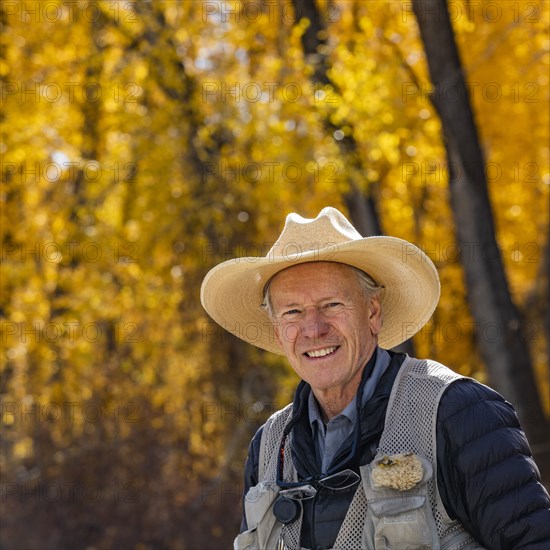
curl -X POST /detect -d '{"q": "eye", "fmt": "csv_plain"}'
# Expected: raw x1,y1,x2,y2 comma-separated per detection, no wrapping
282,308,301,317
322,302,344,315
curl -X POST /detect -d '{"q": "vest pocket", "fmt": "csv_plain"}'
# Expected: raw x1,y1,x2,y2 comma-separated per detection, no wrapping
241,482,283,549
361,457,440,550
368,494,437,549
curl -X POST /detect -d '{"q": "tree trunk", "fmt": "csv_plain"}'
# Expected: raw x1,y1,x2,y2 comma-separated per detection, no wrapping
412,0,549,481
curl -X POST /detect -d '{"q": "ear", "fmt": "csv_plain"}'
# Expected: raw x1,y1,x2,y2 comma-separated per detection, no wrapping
368,296,383,335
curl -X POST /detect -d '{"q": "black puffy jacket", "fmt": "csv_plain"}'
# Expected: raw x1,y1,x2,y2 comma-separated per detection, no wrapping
240,352,550,549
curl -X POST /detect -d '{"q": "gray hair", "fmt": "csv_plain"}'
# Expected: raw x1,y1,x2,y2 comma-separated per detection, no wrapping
261,263,382,319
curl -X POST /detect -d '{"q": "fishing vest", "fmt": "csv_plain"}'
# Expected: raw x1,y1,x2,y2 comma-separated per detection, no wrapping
234,356,486,549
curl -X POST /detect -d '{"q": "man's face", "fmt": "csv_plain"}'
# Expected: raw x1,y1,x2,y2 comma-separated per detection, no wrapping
269,262,382,398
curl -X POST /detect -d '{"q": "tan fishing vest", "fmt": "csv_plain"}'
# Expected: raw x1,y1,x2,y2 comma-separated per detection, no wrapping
234,357,486,549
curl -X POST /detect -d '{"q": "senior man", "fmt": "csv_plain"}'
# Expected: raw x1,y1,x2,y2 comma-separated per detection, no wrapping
200,207,550,549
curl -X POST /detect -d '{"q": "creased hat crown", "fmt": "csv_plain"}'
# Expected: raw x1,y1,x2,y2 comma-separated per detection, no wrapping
268,207,362,259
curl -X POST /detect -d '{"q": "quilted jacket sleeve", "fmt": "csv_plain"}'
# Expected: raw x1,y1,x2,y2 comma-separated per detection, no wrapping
240,426,263,533
437,379,550,549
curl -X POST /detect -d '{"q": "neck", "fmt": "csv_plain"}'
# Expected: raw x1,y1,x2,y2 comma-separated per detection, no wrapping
313,377,362,421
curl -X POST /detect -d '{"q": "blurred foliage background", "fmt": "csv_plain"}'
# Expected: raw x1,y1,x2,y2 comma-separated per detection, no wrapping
1,1,549,549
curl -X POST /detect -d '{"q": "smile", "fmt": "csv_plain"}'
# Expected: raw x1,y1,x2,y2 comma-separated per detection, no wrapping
304,346,339,358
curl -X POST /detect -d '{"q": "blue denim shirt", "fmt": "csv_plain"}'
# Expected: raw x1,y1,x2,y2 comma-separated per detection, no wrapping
308,347,391,473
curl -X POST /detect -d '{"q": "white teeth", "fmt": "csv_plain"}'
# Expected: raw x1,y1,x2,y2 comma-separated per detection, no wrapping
306,347,337,358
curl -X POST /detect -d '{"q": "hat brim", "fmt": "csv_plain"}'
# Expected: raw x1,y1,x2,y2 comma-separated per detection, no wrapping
200,236,440,354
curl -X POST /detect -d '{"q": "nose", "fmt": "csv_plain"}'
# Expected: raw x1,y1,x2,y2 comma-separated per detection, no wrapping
301,306,330,340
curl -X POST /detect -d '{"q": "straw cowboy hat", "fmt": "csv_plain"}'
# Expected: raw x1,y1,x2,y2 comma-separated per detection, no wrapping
200,207,440,354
